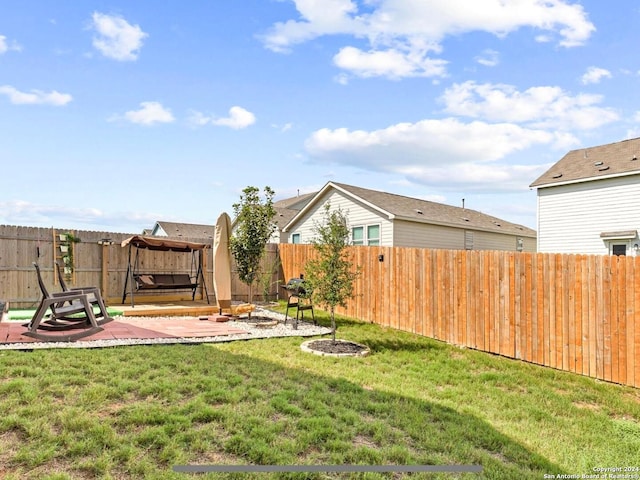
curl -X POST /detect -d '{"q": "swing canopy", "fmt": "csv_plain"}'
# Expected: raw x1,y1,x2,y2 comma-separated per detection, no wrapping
121,235,209,253
120,235,210,306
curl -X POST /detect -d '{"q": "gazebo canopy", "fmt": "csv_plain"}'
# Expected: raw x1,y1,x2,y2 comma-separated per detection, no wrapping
121,235,209,252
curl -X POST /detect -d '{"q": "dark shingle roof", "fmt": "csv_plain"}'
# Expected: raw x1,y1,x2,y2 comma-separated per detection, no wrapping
287,182,536,238
530,137,640,188
273,191,316,210
273,192,317,229
154,221,215,239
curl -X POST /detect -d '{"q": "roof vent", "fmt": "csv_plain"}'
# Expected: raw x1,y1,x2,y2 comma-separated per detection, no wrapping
414,209,423,215
552,173,563,179
462,217,470,222
633,155,638,161
594,161,603,166
598,166,610,171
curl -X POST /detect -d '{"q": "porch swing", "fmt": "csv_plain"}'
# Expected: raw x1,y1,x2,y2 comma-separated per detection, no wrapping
121,235,210,307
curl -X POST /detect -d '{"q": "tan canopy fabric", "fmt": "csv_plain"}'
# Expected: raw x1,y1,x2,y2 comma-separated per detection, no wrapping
213,213,232,313
121,235,209,253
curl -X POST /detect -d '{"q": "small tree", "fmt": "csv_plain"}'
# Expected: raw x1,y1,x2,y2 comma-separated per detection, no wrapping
230,186,276,317
304,204,359,342
258,254,281,302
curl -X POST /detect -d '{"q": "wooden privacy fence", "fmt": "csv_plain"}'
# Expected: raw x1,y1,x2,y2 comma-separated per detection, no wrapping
0,225,280,308
279,243,640,388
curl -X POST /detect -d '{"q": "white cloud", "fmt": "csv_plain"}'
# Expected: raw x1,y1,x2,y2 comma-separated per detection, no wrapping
187,110,211,127
213,106,256,129
333,46,447,80
261,0,594,79
475,49,499,67
581,66,612,85
112,101,174,126
0,35,22,54
306,118,555,164
304,118,568,191
440,81,619,130
271,122,293,132
192,106,256,129
0,85,72,106
90,12,148,61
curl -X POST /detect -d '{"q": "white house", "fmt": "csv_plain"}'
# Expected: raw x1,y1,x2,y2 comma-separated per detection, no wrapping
282,182,536,251
530,137,640,255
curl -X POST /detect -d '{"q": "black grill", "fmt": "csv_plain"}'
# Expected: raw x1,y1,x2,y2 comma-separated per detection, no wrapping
282,277,307,296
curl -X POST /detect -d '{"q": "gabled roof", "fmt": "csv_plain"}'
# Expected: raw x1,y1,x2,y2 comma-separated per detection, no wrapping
152,221,215,239
284,182,536,238
273,191,317,210
273,191,317,230
530,137,640,188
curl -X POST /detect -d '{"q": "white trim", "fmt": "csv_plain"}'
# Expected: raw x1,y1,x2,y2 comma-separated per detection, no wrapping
282,181,393,233
533,170,640,190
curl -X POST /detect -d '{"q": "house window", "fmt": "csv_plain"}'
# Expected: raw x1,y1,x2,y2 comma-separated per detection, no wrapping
291,233,301,244
352,225,380,246
367,225,380,246
612,244,627,256
352,227,364,246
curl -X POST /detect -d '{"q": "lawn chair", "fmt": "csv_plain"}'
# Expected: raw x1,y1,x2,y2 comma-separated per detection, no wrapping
55,260,112,320
24,263,111,342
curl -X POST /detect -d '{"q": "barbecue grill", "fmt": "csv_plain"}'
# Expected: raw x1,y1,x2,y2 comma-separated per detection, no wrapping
281,277,315,329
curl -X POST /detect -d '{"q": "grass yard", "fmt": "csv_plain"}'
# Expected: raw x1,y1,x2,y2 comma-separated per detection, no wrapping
1,306,639,479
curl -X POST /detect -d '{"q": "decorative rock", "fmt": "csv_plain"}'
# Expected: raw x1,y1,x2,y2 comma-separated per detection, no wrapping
0,307,332,350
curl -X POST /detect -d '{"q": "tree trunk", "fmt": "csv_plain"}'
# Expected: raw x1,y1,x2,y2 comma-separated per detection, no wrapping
331,306,336,343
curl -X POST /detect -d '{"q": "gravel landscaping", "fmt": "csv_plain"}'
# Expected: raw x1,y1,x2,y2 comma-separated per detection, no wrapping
0,307,331,350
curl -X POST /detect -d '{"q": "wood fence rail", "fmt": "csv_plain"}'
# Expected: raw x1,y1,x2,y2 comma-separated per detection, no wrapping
0,225,280,308
279,243,640,389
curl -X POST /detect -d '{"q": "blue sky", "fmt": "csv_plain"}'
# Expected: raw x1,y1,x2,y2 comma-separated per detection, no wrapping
1,1,638,233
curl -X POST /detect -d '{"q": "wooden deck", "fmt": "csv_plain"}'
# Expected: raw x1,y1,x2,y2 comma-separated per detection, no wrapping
114,301,220,317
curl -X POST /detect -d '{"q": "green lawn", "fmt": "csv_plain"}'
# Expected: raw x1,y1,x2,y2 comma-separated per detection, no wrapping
1,306,639,479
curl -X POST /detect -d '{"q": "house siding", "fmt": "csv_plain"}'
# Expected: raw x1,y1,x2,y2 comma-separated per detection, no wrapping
393,220,463,249
472,230,536,252
537,175,640,254
392,220,535,252
285,190,394,245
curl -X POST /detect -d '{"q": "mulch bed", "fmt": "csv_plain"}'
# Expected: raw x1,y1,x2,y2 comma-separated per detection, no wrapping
306,339,369,355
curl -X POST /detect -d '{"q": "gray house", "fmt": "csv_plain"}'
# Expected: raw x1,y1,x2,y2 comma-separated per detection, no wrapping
282,182,536,251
